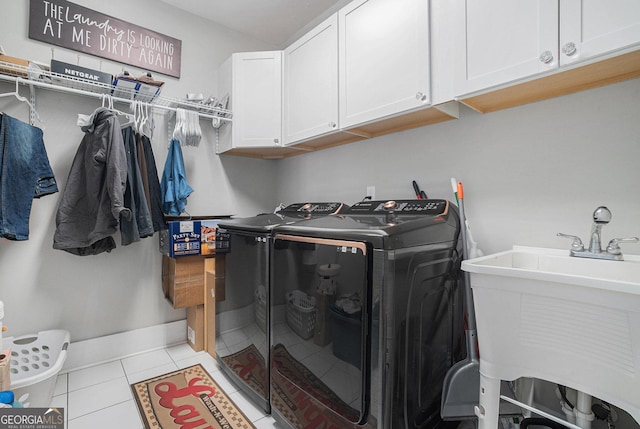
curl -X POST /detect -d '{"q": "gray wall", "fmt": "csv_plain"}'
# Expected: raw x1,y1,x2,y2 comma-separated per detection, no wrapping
2,0,639,347
0,0,277,341
275,78,640,257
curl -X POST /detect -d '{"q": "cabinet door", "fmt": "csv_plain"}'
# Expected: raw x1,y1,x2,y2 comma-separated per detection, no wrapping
455,0,558,95
233,51,282,148
283,14,338,145
339,0,430,129
560,0,640,66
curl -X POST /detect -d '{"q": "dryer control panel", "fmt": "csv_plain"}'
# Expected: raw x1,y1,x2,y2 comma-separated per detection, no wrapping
280,202,347,215
347,199,448,215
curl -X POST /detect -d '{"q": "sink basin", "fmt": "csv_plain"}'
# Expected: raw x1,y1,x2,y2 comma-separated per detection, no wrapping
463,245,640,294
462,246,640,427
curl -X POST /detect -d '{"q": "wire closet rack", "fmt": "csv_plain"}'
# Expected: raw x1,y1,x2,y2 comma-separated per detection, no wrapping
0,60,232,127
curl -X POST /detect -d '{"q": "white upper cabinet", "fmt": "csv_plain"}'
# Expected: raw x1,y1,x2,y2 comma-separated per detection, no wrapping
560,0,640,66
217,51,283,154
454,0,559,95
283,14,339,146
455,0,640,97
339,0,431,129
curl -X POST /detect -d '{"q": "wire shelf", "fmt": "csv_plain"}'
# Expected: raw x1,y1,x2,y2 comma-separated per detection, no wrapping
0,61,232,122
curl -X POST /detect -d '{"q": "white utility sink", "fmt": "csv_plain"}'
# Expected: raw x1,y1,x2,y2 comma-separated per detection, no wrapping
465,245,640,293
462,246,640,428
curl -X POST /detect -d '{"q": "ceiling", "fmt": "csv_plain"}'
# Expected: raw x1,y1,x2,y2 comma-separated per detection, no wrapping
158,0,346,47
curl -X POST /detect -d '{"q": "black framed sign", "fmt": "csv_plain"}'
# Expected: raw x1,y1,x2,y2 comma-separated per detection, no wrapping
28,0,182,78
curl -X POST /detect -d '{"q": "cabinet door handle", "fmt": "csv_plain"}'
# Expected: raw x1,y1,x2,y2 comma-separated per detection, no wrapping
415,92,427,102
539,50,554,64
274,138,279,144
329,122,337,128
562,42,577,56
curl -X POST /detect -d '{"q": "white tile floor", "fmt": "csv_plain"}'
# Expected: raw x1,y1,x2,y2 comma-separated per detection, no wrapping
51,342,280,429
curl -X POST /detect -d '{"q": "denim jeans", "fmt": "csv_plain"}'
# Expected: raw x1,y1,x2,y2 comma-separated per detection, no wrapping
0,113,58,240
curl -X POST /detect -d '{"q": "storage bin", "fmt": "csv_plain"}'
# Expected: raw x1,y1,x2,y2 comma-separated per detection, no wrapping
3,329,70,407
329,304,361,369
286,291,316,339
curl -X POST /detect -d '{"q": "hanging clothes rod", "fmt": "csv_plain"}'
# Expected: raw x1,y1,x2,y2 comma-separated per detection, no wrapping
0,73,231,122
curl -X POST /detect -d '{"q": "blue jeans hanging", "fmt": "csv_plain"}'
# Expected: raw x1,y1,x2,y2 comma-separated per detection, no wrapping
0,113,58,240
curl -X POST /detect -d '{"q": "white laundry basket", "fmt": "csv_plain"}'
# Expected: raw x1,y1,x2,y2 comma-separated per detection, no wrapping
286,291,316,340
3,329,70,407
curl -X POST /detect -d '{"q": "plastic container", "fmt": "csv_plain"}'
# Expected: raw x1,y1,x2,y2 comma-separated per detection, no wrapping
3,330,70,407
329,304,361,369
463,246,640,428
286,291,316,339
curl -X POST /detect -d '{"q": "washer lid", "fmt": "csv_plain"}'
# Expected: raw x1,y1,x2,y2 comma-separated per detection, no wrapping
273,199,458,249
218,202,348,233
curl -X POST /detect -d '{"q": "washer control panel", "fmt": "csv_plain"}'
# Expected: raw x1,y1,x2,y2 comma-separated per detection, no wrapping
347,199,448,215
280,202,347,215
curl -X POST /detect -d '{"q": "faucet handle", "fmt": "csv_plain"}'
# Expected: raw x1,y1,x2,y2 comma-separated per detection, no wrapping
606,237,639,255
557,233,585,252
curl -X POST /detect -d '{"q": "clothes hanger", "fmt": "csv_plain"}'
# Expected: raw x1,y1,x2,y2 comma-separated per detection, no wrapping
187,109,201,147
135,101,145,134
172,108,186,145
119,99,136,130
102,94,135,130
0,79,43,124
140,101,154,138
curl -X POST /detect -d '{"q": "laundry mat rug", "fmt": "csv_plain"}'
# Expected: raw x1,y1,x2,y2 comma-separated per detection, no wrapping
131,364,256,429
220,344,268,398
270,344,363,428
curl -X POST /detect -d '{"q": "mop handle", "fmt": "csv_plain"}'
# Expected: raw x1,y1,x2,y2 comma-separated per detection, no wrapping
457,183,479,340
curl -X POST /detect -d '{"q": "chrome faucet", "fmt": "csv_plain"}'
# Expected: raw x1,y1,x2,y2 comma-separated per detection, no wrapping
558,206,639,261
588,206,612,253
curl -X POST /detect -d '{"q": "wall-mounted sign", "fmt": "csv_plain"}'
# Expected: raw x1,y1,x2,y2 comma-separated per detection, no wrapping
28,0,182,78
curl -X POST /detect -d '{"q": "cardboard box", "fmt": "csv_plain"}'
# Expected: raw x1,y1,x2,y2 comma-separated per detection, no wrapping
200,220,231,255
204,258,216,358
213,230,231,254
160,221,202,257
111,74,138,99
200,220,218,255
0,54,29,77
112,72,164,102
187,305,204,352
50,60,113,92
162,255,205,308
160,219,231,257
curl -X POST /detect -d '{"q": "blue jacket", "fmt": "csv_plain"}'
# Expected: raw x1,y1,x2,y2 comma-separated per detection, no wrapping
160,139,193,216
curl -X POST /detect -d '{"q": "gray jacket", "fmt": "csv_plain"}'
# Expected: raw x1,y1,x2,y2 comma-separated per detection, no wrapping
53,108,132,255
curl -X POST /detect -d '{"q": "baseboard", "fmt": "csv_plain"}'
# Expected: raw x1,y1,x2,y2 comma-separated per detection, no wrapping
62,319,187,372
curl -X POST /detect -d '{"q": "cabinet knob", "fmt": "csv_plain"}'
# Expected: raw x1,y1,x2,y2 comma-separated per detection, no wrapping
274,138,279,144
415,92,427,102
539,51,554,64
562,42,577,56
329,122,337,128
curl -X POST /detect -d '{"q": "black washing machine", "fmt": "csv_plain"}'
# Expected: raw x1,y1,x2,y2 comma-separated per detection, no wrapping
214,202,348,413
269,199,465,429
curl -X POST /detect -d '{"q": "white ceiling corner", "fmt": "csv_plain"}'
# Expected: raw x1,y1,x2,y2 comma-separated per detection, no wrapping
157,0,345,47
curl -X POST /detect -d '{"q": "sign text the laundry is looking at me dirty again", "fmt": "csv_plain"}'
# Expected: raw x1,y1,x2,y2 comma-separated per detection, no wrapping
28,0,182,78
